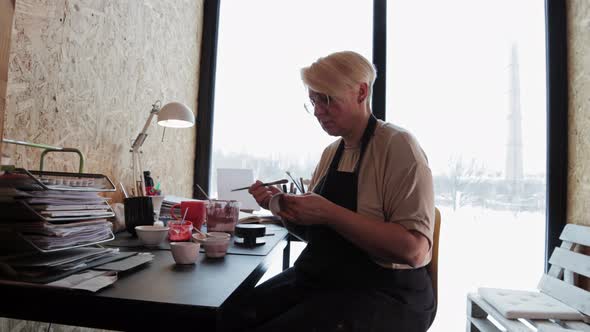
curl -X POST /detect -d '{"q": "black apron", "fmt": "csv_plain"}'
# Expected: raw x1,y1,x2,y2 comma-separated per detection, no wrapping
294,115,381,283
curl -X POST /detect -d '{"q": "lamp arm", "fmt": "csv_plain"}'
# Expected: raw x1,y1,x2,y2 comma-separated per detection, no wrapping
130,101,161,196
131,111,158,151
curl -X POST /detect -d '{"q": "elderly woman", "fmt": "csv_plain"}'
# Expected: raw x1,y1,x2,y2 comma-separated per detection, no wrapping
242,51,435,332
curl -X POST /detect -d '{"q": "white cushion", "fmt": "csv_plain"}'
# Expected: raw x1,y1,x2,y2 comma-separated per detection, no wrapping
478,287,584,320
537,326,584,332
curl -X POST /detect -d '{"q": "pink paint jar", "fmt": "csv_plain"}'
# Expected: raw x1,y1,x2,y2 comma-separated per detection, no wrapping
168,220,193,242
206,200,240,234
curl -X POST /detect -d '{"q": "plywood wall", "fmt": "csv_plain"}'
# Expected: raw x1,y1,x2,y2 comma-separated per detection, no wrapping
4,0,203,201
567,0,590,227
0,0,16,161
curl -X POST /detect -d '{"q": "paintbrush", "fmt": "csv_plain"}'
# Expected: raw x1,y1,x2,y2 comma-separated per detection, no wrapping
285,171,304,193
231,179,289,192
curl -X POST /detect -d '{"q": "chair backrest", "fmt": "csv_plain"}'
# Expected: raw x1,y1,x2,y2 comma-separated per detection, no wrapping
428,207,441,318
537,224,590,317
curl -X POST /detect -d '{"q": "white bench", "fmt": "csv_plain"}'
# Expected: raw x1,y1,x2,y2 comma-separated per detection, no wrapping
466,224,590,332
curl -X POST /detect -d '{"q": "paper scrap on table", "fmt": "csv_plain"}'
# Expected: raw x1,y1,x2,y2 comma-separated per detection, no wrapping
216,168,259,211
94,253,154,272
47,270,117,292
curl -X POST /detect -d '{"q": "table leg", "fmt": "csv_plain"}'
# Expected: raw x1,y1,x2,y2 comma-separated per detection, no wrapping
282,235,291,270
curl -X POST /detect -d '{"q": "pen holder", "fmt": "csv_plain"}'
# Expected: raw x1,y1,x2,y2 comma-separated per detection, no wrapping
124,197,154,237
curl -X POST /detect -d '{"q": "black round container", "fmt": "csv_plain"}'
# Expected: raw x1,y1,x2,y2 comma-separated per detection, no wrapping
234,224,266,247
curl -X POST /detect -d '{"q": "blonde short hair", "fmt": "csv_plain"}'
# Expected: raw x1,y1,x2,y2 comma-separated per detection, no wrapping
301,51,376,108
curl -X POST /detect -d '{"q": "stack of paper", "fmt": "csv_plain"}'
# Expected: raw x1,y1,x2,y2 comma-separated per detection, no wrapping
0,171,136,288
22,190,112,220
0,247,154,287
0,247,123,285
3,247,119,271
23,223,113,250
0,182,114,252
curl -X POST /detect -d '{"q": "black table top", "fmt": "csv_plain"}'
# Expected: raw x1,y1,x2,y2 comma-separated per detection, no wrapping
99,249,272,308
0,230,289,331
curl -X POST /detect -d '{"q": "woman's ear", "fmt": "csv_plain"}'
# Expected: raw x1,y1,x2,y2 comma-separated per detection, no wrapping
357,83,368,104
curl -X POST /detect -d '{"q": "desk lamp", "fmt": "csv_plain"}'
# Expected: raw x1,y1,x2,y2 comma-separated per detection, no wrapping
131,100,195,196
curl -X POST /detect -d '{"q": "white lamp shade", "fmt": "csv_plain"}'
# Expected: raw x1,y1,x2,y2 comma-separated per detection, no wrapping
157,102,195,128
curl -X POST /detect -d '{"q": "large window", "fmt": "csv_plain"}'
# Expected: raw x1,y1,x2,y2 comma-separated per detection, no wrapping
209,0,372,198
386,1,547,331
199,1,564,331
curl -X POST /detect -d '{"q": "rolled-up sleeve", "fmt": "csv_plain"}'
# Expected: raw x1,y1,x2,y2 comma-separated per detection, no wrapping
385,162,435,249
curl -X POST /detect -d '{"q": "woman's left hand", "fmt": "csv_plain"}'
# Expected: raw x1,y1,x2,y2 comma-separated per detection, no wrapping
277,193,336,226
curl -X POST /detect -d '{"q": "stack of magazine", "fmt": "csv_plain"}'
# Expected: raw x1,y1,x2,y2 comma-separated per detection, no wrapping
0,170,116,252
0,247,121,284
0,169,155,287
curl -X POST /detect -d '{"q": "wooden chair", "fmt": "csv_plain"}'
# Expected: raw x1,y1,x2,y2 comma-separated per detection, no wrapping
466,224,590,332
427,207,441,325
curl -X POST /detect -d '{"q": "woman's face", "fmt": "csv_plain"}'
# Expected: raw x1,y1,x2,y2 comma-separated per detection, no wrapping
309,88,361,137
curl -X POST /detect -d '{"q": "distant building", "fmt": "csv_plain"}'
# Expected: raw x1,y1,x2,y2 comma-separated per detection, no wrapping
505,43,524,201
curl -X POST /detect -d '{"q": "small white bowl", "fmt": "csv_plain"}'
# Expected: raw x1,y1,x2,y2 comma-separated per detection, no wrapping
192,232,231,258
135,225,169,247
170,241,200,264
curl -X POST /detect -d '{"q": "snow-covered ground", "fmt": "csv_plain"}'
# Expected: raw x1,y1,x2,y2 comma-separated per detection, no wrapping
430,206,545,331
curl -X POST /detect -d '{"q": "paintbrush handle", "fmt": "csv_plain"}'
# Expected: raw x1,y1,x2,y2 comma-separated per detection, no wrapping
231,179,289,192
286,172,304,193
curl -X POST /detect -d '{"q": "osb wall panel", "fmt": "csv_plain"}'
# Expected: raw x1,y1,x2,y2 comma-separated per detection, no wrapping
567,0,590,227
0,318,116,332
567,0,590,291
4,0,203,201
0,0,16,160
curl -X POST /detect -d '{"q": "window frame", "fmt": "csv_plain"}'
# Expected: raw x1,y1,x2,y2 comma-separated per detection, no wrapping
544,0,568,272
195,0,567,271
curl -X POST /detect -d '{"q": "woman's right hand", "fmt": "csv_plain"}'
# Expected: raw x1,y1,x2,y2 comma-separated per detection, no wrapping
248,180,281,210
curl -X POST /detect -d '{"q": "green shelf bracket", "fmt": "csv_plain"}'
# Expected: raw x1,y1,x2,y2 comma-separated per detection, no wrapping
2,138,85,173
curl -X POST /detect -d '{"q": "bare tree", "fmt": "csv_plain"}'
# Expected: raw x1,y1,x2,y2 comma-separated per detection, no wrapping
444,156,486,210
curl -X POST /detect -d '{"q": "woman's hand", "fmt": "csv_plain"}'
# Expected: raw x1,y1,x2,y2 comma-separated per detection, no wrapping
248,180,281,210
277,193,337,226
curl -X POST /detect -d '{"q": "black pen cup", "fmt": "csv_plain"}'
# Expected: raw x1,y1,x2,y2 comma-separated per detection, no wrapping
124,197,154,236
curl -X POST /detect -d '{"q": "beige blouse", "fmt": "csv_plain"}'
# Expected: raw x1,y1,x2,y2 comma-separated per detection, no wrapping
305,119,435,269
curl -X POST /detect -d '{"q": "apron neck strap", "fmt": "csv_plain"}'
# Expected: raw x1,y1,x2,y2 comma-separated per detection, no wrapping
329,115,378,173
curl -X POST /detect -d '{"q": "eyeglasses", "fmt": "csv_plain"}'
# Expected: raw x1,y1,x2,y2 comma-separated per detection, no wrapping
304,93,331,114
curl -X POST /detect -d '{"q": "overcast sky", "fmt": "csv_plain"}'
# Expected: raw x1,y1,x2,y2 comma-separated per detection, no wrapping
212,0,546,177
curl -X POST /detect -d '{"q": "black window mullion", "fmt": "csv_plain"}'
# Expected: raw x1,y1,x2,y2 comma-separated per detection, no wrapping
194,0,221,199
544,0,568,272
372,0,386,121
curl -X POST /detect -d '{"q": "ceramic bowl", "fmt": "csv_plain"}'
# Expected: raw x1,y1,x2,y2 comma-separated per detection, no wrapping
192,232,231,258
170,241,200,264
135,225,169,247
